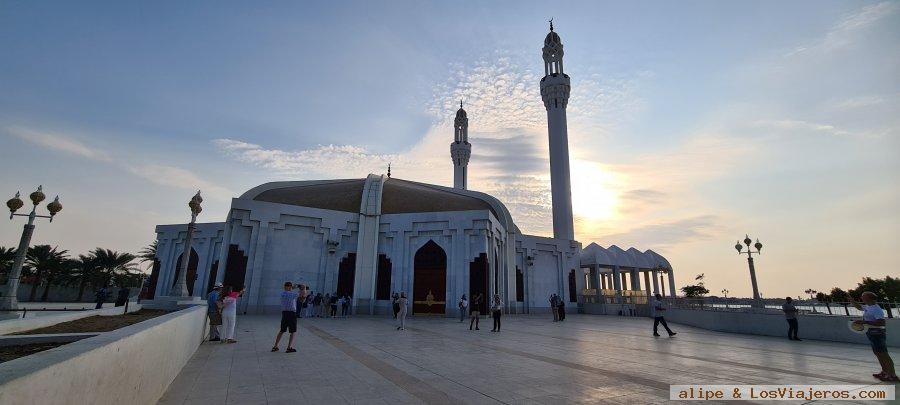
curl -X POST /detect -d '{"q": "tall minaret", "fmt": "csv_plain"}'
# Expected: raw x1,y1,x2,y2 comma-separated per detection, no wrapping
450,101,471,190
540,20,575,240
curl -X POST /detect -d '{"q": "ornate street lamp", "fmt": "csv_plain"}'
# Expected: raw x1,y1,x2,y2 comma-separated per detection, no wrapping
171,191,202,297
735,234,763,308
1,186,62,310
721,288,729,309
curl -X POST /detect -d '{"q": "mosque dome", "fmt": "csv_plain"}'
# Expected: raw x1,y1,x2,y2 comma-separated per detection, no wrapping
544,30,561,46
456,106,467,119
240,176,519,233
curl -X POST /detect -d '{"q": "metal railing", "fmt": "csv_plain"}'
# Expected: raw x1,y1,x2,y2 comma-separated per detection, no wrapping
664,298,897,318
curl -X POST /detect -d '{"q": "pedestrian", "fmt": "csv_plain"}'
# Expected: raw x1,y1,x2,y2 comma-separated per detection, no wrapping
115,286,130,307
296,284,307,319
469,293,482,330
95,287,108,309
850,292,897,382
330,293,339,317
549,294,559,322
396,292,408,330
272,281,300,353
458,294,468,322
220,286,243,343
322,293,330,317
651,293,676,337
341,295,350,317
304,291,315,318
557,296,566,321
314,293,323,317
392,292,400,319
206,283,223,341
491,294,502,332
782,297,801,341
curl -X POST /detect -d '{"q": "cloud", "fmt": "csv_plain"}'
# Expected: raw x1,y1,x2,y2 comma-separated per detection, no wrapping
4,125,232,199
127,164,233,200
787,1,899,56
751,119,854,137
5,126,112,162
598,215,722,249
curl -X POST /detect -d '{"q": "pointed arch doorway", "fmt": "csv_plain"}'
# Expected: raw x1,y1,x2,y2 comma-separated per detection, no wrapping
412,240,447,315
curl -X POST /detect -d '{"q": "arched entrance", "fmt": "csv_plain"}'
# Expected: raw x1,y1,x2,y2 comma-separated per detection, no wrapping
469,253,488,313
413,240,447,315
337,253,356,297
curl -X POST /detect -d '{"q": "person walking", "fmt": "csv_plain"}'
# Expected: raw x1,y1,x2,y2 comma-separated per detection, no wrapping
296,284,308,319
469,293,482,330
322,293,330,317
490,294,502,332
329,293,339,318
221,286,243,343
458,294,468,322
396,292,408,330
392,292,400,319
206,283,223,341
782,297,801,341
314,293,323,317
549,294,559,322
272,282,300,353
651,293,676,337
850,292,898,382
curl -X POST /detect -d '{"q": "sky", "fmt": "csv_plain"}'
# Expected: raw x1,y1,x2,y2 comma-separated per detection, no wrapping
1,1,898,298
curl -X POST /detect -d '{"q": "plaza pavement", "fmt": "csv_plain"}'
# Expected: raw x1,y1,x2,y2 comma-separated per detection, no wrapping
157,314,895,404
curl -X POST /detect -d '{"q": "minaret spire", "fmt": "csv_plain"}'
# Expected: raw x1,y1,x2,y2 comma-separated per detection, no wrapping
450,101,471,190
540,21,574,240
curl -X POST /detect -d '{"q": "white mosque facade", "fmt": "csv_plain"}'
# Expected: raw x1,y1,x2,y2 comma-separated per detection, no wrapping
148,25,675,315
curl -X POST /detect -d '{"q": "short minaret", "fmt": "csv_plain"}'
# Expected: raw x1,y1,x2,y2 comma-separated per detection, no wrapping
450,101,471,190
540,20,575,240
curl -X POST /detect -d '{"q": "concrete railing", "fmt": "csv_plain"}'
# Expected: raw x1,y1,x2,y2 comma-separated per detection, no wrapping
0,303,142,335
664,308,899,347
0,305,207,405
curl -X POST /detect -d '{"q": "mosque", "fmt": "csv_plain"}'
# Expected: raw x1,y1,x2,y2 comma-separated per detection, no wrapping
147,24,676,316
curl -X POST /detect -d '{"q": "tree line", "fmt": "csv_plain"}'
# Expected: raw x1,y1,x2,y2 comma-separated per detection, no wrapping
679,274,898,302
0,242,156,302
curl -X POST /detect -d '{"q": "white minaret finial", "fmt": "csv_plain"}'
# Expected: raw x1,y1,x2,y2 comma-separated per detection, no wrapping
540,21,574,240
450,101,471,190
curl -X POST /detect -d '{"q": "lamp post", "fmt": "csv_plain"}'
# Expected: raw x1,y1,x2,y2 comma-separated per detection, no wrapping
1,186,62,310
734,234,763,308
721,289,729,309
171,191,202,297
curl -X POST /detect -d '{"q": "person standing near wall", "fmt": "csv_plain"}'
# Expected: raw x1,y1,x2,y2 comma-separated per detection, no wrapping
549,294,559,322
469,293,482,330
651,293,676,337
782,297,801,341
220,286,243,344
491,294,502,332
557,295,566,321
392,292,400,319
206,283,222,341
850,292,898,382
396,292,408,331
458,294,468,323
272,281,299,353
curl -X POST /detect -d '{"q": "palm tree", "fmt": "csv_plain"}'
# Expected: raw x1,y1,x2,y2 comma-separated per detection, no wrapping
69,254,101,301
25,245,68,302
40,257,74,302
0,246,15,284
92,248,138,288
138,241,158,271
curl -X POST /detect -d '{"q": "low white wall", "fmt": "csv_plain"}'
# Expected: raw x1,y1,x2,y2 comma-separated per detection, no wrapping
665,308,899,347
0,305,206,405
0,303,142,335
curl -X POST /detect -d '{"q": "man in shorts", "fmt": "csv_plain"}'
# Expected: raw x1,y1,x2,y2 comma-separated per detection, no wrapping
850,292,897,382
272,281,300,353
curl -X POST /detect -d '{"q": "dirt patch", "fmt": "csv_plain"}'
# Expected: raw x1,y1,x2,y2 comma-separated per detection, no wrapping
0,342,67,363
10,309,170,335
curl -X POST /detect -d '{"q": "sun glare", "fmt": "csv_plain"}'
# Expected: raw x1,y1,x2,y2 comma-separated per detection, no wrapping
571,160,619,222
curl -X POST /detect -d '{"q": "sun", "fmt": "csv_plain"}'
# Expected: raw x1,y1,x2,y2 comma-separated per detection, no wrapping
570,160,619,222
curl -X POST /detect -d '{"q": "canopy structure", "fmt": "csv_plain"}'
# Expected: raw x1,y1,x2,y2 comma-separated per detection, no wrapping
580,243,676,298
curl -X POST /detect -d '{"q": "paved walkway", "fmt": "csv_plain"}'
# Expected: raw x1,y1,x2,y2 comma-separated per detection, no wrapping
158,314,895,404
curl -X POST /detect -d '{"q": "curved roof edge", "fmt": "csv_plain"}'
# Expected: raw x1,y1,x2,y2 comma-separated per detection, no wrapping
390,178,520,234
239,179,362,200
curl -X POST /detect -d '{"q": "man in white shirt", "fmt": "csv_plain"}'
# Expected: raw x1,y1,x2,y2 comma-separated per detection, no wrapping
651,293,676,337
850,292,897,382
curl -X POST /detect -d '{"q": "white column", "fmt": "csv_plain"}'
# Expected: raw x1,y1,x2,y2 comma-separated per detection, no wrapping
652,269,660,295
668,269,676,298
